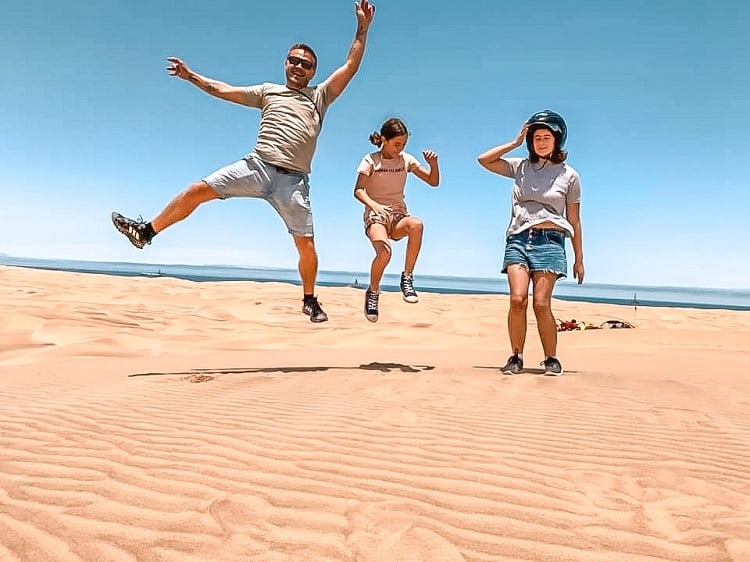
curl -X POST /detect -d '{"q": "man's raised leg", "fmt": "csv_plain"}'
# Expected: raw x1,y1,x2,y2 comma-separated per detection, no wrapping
112,181,220,249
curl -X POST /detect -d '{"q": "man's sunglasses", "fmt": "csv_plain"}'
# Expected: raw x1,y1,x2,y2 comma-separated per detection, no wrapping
287,55,315,71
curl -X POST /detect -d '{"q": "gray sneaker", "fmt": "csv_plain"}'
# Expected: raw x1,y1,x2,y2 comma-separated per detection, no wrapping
542,357,564,376
501,354,523,374
302,296,328,323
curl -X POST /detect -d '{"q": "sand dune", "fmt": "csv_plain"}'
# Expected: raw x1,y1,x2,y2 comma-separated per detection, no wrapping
1,265,749,561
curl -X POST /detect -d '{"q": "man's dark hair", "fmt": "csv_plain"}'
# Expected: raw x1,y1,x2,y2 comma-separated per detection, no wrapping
288,43,317,68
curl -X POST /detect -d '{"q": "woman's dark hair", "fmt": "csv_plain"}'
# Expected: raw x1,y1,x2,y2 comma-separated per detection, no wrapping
369,118,409,147
288,43,317,68
529,148,568,164
527,124,568,163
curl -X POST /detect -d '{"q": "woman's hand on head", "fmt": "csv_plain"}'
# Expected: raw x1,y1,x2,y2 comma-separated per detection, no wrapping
514,123,529,147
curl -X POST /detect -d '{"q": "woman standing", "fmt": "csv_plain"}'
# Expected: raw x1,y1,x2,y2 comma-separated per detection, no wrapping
478,110,584,375
354,118,439,322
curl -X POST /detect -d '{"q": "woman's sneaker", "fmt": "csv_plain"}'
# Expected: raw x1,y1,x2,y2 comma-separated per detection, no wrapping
302,296,328,323
364,289,379,322
501,354,523,374
400,272,419,303
541,357,564,376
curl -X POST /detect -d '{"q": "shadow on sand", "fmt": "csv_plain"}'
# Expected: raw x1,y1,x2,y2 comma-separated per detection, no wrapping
128,362,435,378
474,365,578,375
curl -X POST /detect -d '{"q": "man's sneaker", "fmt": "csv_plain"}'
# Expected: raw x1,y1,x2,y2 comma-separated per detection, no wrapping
364,288,379,322
542,357,564,376
111,212,153,249
302,296,328,323
501,354,523,374
400,272,419,303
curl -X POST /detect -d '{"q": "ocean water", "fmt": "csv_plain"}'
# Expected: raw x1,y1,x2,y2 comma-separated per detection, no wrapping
2,255,749,311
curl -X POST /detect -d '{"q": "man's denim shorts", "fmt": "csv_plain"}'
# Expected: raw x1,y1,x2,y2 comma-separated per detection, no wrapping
203,154,313,237
502,227,568,278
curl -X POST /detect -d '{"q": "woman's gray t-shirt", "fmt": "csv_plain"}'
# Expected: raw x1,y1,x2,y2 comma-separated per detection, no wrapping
500,158,581,237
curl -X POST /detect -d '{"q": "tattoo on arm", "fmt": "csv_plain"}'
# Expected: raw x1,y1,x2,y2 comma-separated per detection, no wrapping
188,74,219,93
347,29,366,61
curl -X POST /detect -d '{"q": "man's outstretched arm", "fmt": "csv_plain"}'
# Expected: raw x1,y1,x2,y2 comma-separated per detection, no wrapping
325,0,375,97
167,57,247,105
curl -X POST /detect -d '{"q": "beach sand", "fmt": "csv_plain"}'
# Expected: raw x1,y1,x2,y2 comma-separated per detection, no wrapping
1,264,749,561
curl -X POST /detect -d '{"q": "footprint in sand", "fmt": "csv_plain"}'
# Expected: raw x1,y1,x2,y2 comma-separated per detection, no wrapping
209,494,273,537
375,406,419,427
205,495,284,559
346,501,464,562
184,374,215,383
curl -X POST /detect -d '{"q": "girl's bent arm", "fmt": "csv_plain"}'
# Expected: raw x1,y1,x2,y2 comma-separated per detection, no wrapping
412,150,439,187
354,174,388,212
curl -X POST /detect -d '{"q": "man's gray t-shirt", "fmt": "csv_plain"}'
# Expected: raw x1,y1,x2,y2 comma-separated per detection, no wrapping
500,158,581,237
240,81,337,173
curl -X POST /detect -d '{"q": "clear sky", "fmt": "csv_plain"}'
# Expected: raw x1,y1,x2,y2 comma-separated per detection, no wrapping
2,0,748,289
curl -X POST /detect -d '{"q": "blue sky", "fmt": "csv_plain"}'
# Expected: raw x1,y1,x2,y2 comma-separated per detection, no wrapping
2,0,748,289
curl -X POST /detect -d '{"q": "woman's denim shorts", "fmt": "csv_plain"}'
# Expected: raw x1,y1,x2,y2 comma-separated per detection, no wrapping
502,228,568,278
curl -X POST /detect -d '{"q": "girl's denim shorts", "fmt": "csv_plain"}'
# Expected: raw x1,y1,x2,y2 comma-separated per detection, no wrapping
502,228,568,278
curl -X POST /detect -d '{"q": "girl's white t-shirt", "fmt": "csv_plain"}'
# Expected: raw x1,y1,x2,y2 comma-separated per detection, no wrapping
356,152,420,214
